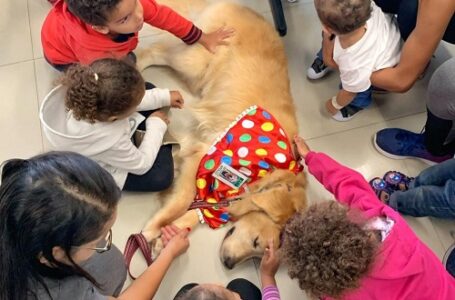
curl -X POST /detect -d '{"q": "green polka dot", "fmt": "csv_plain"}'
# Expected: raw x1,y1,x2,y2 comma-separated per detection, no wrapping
247,109,257,116
213,179,219,190
277,141,287,150
239,159,251,166
204,159,215,170
239,134,252,142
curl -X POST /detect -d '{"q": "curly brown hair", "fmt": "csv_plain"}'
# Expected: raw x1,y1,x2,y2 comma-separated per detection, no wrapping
314,0,371,34
65,0,121,26
281,201,379,299
61,58,145,123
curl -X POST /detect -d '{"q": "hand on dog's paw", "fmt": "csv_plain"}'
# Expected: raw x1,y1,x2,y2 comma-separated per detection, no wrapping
141,228,161,242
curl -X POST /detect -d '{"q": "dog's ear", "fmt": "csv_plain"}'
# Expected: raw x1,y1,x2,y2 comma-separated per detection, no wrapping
251,172,307,224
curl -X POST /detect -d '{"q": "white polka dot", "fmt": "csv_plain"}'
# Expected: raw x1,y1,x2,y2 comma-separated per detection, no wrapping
275,153,287,163
207,146,216,155
239,167,252,176
238,147,249,158
242,119,254,129
279,128,286,136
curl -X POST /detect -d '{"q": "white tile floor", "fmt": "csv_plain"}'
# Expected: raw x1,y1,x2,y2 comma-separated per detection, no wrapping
1,0,454,299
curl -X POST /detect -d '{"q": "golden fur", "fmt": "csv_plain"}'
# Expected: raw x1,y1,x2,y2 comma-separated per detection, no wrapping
137,0,307,268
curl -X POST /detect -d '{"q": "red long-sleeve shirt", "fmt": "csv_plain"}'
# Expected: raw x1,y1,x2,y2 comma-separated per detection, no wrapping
41,0,202,65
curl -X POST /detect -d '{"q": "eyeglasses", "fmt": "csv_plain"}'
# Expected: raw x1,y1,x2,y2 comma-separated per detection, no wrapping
73,229,113,254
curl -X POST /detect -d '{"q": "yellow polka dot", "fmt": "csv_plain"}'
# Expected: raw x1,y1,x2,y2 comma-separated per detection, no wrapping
255,148,268,156
203,209,214,218
289,160,296,170
223,149,233,157
207,198,217,203
227,189,238,195
196,178,207,189
261,122,274,132
258,169,268,177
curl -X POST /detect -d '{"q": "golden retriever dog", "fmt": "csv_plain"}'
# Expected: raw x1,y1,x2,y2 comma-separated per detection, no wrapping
137,0,307,269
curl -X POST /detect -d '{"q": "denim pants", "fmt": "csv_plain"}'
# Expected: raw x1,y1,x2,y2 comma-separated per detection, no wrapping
388,159,455,218
316,49,373,109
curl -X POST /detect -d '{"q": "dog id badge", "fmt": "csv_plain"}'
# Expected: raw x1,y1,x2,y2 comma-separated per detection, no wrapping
212,163,249,190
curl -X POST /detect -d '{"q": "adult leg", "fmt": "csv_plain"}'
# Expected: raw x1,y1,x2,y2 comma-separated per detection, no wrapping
425,57,455,156
424,110,455,156
123,145,174,192
226,278,262,300
375,0,455,43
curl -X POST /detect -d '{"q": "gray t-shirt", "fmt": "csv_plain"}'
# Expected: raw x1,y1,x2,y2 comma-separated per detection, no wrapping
30,245,127,300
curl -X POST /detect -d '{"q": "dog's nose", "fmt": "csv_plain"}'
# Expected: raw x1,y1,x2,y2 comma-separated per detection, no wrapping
223,256,235,269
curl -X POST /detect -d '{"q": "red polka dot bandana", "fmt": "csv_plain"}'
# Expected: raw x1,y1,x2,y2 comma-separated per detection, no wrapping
194,106,302,228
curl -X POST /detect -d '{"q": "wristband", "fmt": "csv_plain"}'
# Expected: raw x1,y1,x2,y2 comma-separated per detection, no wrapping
331,96,344,110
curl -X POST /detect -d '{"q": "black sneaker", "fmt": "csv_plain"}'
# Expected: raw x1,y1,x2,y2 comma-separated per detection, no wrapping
307,57,331,80
332,105,363,122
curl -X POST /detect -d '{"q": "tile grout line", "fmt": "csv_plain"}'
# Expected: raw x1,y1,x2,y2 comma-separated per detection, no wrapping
303,111,427,142
26,0,46,153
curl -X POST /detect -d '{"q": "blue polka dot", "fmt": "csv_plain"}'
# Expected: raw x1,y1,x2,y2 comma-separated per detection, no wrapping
221,156,232,165
262,111,272,119
258,161,270,169
226,133,233,143
258,136,271,144
220,213,230,222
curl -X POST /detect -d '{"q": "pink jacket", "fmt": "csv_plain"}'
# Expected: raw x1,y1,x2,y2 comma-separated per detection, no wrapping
305,152,455,300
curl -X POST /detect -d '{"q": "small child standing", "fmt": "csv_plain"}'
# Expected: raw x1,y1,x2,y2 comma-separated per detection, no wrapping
312,0,401,121
280,136,455,299
42,0,234,70
40,58,183,191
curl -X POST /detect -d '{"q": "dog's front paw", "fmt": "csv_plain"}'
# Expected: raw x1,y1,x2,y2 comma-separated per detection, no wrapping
151,237,164,261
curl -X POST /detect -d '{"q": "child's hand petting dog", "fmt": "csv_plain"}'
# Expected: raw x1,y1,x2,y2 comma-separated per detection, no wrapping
199,26,236,53
294,135,311,159
160,225,190,259
260,240,280,288
260,240,280,277
170,91,184,109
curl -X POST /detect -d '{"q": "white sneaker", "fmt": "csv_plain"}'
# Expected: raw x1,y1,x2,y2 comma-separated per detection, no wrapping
307,57,331,80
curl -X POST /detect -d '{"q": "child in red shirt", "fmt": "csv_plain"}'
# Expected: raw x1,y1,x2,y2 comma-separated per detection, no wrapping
42,0,234,69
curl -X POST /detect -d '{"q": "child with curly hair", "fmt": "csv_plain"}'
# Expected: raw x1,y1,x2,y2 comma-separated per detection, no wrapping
40,58,183,192
42,0,234,70
280,136,455,299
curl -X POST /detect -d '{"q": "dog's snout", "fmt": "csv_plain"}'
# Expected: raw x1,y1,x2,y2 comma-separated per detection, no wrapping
223,256,235,269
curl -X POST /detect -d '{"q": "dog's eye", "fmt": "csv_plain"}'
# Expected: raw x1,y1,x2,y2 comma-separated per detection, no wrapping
253,236,259,248
226,226,235,237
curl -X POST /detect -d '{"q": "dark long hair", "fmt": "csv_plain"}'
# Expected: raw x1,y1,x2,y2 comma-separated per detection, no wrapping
0,151,121,300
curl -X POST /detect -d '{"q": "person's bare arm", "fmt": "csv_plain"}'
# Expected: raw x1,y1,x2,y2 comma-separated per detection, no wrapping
371,0,455,92
322,32,338,69
110,226,190,300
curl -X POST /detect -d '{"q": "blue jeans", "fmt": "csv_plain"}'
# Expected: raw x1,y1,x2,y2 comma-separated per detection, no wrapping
316,49,372,109
388,159,455,218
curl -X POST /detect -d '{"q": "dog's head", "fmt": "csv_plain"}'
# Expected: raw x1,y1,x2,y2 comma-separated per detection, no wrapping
219,169,306,269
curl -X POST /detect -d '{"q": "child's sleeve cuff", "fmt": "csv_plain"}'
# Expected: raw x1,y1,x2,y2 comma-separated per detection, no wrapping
182,25,203,44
